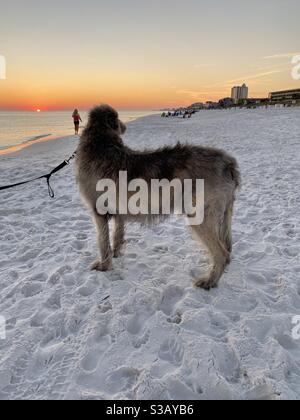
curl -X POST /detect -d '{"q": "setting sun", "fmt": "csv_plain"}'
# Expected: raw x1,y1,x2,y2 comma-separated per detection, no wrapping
36,109,41,113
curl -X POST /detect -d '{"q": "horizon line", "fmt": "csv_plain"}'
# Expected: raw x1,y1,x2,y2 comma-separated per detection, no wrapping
0,107,161,112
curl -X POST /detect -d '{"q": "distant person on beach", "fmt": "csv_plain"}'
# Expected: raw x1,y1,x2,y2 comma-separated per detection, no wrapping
72,109,82,135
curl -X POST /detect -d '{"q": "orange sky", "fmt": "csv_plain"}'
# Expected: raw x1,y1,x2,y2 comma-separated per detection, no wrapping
0,0,299,111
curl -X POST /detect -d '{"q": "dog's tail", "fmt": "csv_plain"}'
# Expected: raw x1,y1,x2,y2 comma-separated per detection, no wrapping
224,156,241,190
220,155,240,253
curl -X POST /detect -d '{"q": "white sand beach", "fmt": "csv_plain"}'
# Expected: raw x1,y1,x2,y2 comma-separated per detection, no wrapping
0,108,300,400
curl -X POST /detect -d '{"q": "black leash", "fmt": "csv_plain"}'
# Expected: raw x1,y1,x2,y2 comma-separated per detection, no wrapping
0,152,76,198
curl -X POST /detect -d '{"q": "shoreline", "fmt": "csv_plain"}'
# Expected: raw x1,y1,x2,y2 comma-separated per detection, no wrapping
0,111,159,157
0,134,66,156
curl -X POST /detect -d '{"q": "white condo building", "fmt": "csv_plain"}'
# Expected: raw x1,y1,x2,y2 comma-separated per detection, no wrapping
231,84,249,103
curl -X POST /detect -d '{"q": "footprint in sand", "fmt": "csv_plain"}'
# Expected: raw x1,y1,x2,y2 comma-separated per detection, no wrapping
132,329,150,349
46,290,62,310
159,285,184,316
71,240,85,251
153,244,169,253
124,292,159,335
18,248,41,263
76,233,88,240
30,308,50,328
48,265,73,285
281,246,299,258
9,271,19,281
127,311,153,336
6,317,17,331
127,252,138,259
21,282,43,298
98,301,113,314
22,272,48,283
244,383,279,400
105,367,140,394
167,312,183,325
159,337,184,366
81,351,99,372
77,281,97,297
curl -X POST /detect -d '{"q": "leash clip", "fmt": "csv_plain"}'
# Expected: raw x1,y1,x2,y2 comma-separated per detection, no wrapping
65,153,76,165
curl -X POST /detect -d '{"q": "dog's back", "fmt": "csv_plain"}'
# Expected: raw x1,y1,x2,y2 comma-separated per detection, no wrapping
78,137,240,189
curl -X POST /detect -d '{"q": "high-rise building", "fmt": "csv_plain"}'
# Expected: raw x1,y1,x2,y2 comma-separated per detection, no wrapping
231,84,249,103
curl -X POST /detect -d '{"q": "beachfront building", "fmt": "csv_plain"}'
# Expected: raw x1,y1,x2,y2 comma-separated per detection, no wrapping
190,102,204,111
269,89,300,106
231,84,249,104
203,101,219,109
219,97,235,108
239,98,269,109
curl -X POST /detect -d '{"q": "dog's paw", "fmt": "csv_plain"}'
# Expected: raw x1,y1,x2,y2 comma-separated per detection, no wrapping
113,250,122,259
113,240,126,258
91,260,113,272
193,276,218,291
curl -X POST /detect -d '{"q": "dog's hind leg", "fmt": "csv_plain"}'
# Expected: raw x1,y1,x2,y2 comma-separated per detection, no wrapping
220,199,234,253
91,213,113,272
190,218,230,290
113,216,125,258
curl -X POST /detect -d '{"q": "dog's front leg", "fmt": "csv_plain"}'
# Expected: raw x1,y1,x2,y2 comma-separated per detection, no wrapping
91,214,113,272
113,216,125,258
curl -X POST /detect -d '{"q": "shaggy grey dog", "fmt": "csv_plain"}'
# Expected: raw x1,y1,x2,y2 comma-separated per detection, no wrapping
76,105,240,290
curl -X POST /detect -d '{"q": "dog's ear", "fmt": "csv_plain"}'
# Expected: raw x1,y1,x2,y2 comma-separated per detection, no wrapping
106,113,119,131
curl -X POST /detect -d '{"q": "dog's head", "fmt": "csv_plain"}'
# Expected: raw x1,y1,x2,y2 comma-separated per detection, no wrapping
85,105,126,137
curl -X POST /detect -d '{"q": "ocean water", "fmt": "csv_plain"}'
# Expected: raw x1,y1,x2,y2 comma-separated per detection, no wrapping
0,110,157,151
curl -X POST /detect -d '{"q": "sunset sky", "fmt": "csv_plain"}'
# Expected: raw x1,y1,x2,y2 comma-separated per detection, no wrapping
0,0,299,110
